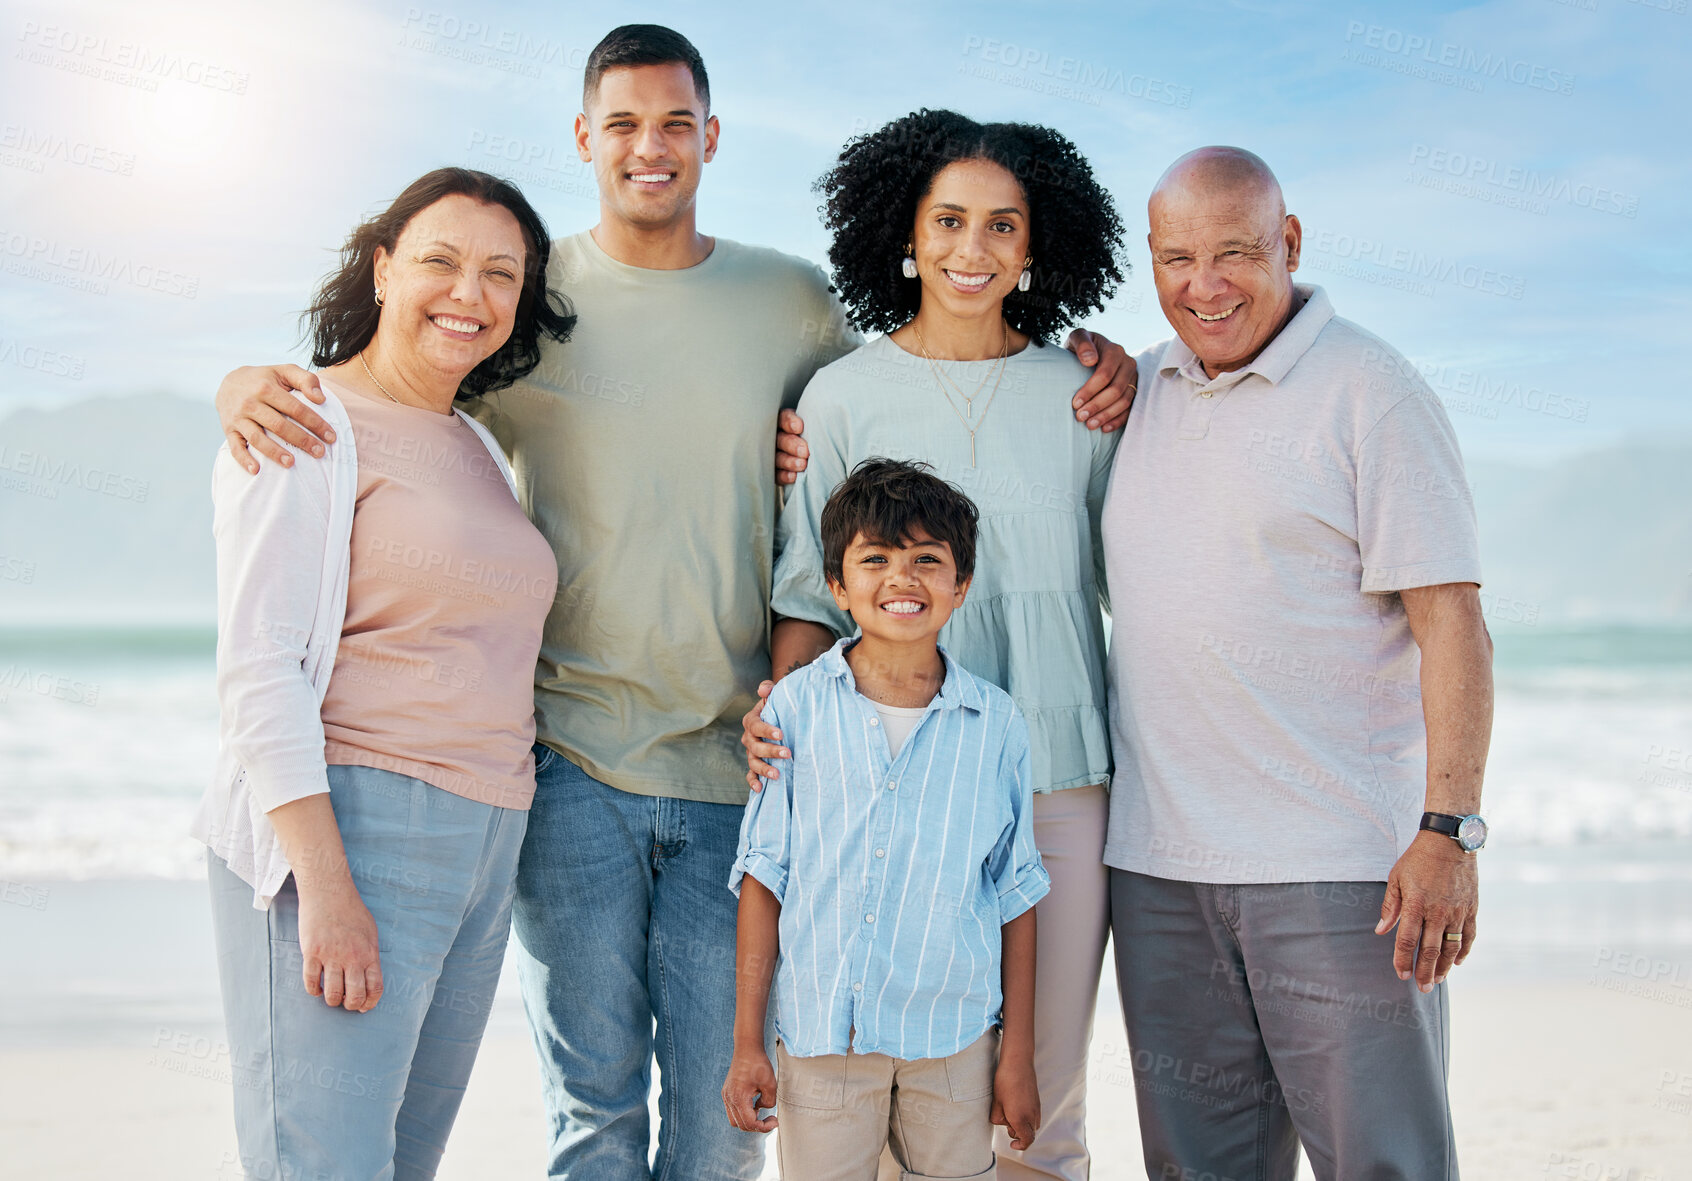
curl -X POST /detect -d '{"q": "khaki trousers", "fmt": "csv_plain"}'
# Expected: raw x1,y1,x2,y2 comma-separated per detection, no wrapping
876,784,1111,1181
776,1031,1000,1180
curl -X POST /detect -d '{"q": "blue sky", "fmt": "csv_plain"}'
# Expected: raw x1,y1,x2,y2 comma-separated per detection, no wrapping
2,0,1687,462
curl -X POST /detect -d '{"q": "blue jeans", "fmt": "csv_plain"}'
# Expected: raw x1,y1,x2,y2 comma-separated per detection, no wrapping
207,763,527,1181
512,746,765,1180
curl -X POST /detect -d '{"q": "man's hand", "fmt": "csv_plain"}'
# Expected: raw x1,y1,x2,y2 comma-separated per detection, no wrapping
721,1046,779,1134
1064,328,1137,432
1376,831,1478,991
991,1055,1041,1152
741,680,787,792
775,408,808,486
216,364,333,474
296,878,383,1012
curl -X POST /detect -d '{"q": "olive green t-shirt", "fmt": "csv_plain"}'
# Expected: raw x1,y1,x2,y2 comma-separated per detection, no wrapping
467,231,857,804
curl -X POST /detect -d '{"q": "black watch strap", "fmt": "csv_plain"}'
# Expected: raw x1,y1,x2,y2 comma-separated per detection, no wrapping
1420,812,1462,838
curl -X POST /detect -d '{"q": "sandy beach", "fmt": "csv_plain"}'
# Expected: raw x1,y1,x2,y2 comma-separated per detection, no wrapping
4,849,1690,1180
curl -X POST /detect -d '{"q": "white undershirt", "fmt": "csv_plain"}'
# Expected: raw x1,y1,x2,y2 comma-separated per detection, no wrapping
872,702,929,760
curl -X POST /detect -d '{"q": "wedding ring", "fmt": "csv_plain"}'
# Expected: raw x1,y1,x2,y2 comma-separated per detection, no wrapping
1443,932,1463,942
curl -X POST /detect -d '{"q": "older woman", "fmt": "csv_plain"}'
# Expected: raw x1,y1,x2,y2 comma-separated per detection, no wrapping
193,167,573,1179
739,110,1127,1181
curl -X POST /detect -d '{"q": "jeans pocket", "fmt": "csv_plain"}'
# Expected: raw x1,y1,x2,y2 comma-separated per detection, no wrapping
533,742,558,776
943,1029,998,1103
776,1042,848,1111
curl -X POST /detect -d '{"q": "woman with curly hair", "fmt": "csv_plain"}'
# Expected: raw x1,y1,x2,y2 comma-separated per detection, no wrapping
737,109,1128,1180
194,167,573,1178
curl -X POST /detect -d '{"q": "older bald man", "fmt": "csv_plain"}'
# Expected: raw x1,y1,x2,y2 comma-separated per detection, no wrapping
1101,148,1492,1180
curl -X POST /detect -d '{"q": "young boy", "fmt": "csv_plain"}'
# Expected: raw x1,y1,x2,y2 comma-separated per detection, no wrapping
721,458,1048,1180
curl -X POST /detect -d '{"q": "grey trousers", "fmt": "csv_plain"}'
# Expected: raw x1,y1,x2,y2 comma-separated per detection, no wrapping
1109,870,1458,1181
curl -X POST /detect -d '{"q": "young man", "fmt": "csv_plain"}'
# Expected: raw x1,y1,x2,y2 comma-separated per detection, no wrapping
209,26,1137,1179
723,458,1047,1181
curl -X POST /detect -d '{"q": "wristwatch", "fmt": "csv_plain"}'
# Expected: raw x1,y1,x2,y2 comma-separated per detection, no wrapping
1420,811,1488,853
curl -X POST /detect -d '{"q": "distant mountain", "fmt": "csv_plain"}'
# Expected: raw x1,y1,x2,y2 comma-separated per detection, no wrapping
1469,448,1692,624
0,394,223,624
0,394,1688,626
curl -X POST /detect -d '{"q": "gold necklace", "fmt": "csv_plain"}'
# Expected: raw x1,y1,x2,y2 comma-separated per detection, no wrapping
359,350,400,404
910,322,1008,466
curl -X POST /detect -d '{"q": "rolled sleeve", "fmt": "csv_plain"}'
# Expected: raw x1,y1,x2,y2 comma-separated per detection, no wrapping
729,691,794,903
1356,393,1483,594
987,717,1050,924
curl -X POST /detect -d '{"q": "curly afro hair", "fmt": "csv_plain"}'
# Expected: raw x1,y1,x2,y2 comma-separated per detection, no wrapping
815,109,1127,342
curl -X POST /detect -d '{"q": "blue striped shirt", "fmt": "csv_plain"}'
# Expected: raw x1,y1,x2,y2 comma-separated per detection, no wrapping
729,637,1050,1061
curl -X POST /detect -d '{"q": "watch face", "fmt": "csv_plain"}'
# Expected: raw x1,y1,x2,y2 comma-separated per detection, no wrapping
1457,815,1488,852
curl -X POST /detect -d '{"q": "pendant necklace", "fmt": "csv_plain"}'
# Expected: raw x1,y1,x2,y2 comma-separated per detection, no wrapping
910,322,1008,467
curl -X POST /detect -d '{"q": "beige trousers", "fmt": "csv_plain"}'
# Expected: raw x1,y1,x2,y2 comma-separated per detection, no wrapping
876,784,1111,1181
776,1031,1000,1180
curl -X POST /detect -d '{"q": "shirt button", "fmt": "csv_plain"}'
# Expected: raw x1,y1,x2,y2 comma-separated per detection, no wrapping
868,717,879,727
852,981,863,992
886,780,897,791
1201,391,1214,399
864,913,875,924
875,848,886,858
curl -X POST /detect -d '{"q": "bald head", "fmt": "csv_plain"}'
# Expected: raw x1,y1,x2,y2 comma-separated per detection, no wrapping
1150,146,1285,222
1146,146,1302,378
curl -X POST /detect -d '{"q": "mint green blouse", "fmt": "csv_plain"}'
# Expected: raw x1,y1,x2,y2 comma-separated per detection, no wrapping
772,334,1118,793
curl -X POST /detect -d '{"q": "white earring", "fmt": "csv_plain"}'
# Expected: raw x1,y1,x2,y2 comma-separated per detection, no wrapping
1017,266,1032,293
901,256,918,279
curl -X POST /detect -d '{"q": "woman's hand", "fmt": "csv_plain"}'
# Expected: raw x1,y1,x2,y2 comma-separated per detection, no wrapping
216,364,333,473
722,1046,779,1133
742,680,787,792
296,877,384,1012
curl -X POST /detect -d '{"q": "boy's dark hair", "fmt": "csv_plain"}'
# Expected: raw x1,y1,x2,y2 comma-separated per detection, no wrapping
815,108,1126,341
583,24,710,113
821,458,978,586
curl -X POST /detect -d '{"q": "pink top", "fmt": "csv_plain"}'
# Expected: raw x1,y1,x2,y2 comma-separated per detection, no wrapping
319,382,557,810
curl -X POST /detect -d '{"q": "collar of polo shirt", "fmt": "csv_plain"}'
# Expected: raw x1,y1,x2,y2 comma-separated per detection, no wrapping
1160,284,1336,391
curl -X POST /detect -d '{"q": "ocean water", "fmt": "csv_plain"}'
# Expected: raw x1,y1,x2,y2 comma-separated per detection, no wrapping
2,624,1691,881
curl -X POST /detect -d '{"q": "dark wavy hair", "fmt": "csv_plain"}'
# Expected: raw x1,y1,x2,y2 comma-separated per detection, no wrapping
821,458,978,586
303,167,575,400
815,109,1127,342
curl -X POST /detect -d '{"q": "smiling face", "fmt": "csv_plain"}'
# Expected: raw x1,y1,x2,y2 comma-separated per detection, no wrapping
1148,173,1301,377
576,62,718,233
910,158,1030,324
828,527,970,646
371,193,526,382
